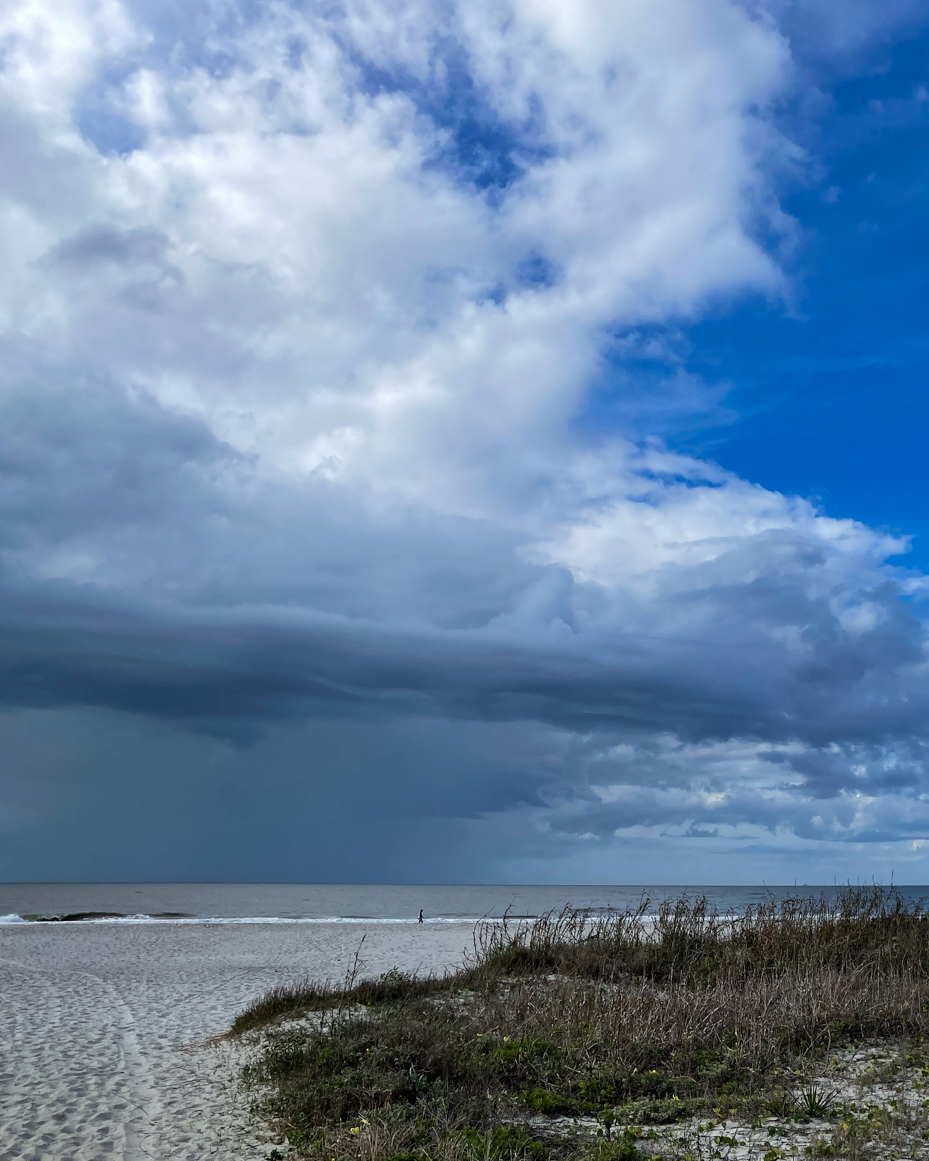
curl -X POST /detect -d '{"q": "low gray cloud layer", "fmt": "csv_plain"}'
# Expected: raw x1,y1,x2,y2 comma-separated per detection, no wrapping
0,0,928,881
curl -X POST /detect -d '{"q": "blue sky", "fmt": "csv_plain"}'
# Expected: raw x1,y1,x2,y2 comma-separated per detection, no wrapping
2,0,929,884
672,25,929,564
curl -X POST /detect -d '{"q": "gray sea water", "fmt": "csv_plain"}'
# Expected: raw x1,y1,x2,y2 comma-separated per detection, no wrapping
1,883,926,924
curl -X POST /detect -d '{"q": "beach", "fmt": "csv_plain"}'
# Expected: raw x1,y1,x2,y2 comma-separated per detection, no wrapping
0,921,475,1161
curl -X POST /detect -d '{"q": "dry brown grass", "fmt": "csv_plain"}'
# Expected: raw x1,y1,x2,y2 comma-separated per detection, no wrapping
232,888,929,1161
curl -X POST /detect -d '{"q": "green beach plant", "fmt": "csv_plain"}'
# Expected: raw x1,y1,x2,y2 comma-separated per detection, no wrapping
793,1084,837,1119
231,887,929,1161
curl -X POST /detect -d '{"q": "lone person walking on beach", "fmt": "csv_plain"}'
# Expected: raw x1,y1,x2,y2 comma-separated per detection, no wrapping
418,909,424,924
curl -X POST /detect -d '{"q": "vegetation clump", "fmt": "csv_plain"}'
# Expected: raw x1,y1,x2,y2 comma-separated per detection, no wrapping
232,888,929,1160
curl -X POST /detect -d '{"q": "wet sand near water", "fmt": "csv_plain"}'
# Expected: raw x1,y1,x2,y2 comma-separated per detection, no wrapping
0,921,474,1161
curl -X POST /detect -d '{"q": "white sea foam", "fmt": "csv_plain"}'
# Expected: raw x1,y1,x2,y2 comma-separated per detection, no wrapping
0,913,484,926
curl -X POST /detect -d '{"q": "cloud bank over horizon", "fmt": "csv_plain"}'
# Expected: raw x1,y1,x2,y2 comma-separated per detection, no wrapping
1,0,928,882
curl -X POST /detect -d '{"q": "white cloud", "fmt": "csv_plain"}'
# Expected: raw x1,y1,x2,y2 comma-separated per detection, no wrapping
0,0,793,482
0,0,925,875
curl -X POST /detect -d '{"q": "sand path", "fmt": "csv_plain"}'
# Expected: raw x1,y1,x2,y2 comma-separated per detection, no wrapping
0,922,474,1160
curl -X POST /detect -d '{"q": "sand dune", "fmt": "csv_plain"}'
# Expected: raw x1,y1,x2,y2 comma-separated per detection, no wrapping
0,922,474,1160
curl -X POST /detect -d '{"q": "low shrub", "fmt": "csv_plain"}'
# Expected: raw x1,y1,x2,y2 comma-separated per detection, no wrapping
233,887,929,1160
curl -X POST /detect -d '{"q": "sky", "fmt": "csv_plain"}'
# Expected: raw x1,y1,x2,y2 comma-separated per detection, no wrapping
1,0,929,884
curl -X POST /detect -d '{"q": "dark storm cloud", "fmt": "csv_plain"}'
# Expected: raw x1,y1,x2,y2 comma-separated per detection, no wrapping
0,535,925,756
0,363,926,784
1,0,928,880
0,354,926,866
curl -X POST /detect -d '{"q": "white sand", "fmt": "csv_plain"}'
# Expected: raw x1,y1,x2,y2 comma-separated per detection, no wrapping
0,921,475,1160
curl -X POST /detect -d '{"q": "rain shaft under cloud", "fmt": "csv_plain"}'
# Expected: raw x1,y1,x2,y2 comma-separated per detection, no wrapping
0,0,928,882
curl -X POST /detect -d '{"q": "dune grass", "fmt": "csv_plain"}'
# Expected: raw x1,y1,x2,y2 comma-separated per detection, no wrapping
231,888,929,1160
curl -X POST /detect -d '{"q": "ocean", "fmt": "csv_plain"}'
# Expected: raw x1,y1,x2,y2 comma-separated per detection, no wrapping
1,882,926,924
